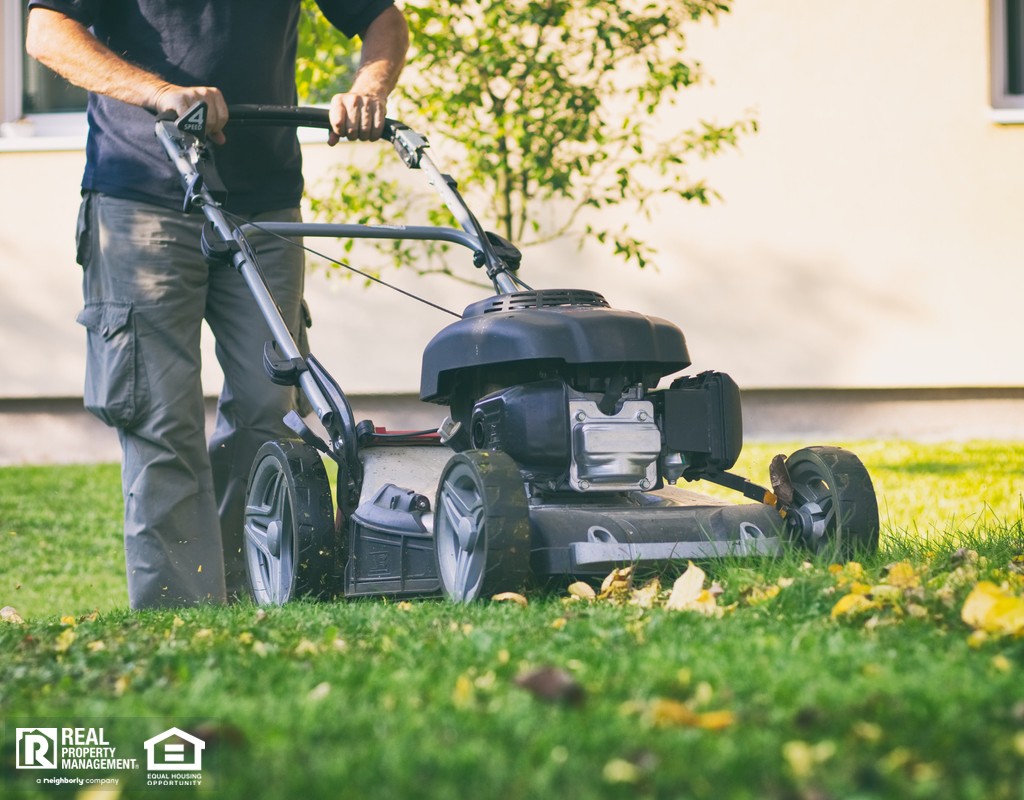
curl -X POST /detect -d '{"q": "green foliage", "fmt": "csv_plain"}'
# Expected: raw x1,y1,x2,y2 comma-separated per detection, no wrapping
302,0,756,278
296,0,360,104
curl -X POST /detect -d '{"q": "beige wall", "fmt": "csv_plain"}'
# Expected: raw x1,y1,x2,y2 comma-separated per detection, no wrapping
1,0,1022,399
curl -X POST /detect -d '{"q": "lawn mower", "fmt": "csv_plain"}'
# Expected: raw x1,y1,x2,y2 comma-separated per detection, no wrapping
156,103,880,605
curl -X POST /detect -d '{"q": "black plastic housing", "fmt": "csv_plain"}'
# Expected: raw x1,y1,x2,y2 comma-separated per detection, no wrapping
470,380,570,473
344,484,440,597
419,290,690,404
661,371,743,474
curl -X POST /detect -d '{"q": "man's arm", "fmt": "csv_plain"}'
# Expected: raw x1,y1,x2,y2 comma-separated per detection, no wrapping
327,4,409,144
25,7,230,143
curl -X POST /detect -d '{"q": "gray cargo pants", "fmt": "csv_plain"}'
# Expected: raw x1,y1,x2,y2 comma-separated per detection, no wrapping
76,192,308,609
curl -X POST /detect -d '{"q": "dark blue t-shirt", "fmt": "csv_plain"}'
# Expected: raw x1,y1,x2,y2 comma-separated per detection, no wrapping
28,0,393,212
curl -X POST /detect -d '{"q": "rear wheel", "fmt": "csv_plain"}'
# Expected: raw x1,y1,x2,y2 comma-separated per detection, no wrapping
434,450,531,602
243,439,336,604
784,446,879,560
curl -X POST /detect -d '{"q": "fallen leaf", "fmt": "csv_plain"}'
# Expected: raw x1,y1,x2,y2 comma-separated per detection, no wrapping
852,721,883,742
60,615,77,627
907,603,929,619
55,628,76,653
307,682,331,701
172,615,185,629
452,674,474,708
492,592,528,608
962,582,1024,636
885,561,920,589
967,629,989,648
252,641,269,658
294,638,320,656
666,562,708,611
514,666,585,706
599,567,634,600
745,584,781,605
993,654,1013,672
237,632,253,644
603,758,640,784
254,609,267,623
777,577,795,588
831,593,879,619
568,582,596,601
650,698,699,727
77,785,123,800
193,628,213,639
953,548,980,566
1,606,24,624
550,617,567,630
869,585,903,603
397,601,414,611
87,640,105,653
629,578,662,609
696,709,736,730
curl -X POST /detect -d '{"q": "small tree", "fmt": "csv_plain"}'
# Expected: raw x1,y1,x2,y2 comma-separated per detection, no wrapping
300,0,755,280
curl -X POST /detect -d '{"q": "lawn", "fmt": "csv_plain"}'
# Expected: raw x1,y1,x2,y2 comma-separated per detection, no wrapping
1,442,1023,799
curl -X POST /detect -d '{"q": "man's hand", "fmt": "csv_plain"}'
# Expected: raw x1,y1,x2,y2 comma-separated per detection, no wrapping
152,84,230,145
327,5,408,145
328,92,387,143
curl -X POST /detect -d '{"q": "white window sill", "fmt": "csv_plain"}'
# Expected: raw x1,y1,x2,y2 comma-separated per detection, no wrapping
989,106,1024,124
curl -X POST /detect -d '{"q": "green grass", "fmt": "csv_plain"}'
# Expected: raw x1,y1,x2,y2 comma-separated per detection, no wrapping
1,443,1024,799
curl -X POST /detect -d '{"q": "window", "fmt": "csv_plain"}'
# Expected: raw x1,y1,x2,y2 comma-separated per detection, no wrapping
991,0,1024,115
1,0,87,149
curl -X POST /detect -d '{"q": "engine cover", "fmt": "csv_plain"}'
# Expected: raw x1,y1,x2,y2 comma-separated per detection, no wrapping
419,290,690,404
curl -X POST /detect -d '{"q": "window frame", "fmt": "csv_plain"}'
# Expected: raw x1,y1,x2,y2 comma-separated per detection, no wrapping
991,0,1024,122
0,0,87,151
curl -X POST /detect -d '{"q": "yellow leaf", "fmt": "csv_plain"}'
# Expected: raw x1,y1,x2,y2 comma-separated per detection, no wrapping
886,561,919,589
307,682,331,701
783,741,814,779
849,582,873,596
599,567,634,599
831,593,879,619
852,721,883,742
55,628,76,653
397,601,414,611
1,606,24,624
870,585,903,603
172,615,185,628
993,654,1012,672
238,632,253,644
294,638,319,656
60,615,77,627
550,617,567,630
193,628,212,639
452,674,474,708
907,603,929,619
697,710,736,730
777,577,795,588
492,592,528,607
629,578,662,609
828,564,843,575
666,562,706,610
962,582,1024,636
746,584,781,605
113,675,130,695
253,641,269,658
650,698,700,727
87,640,105,653
1014,732,1024,757
603,758,640,784
967,629,989,648
568,582,596,601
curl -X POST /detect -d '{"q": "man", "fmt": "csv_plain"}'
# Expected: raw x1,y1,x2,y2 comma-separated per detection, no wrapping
26,0,409,608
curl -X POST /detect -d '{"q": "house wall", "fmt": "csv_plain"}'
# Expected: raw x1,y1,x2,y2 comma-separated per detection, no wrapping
0,0,1021,400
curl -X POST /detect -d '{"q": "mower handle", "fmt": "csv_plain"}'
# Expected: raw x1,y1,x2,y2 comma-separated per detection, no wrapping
224,104,400,142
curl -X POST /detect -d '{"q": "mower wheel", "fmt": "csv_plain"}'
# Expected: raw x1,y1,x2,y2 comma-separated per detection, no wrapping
434,450,531,602
784,446,879,561
243,439,337,605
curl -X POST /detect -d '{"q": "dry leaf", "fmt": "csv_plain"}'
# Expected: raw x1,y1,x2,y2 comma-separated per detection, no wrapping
696,710,736,730
550,617,567,630
1,606,24,624
60,615,77,627
745,584,781,606
568,582,597,601
55,628,76,653
885,561,920,589
514,666,585,706
397,601,414,610
87,640,105,653
869,585,903,603
492,592,528,608
666,562,706,610
307,682,331,701
294,638,320,656
962,582,1024,636
650,698,700,727
629,578,662,609
831,593,879,619
599,567,634,599
777,577,795,588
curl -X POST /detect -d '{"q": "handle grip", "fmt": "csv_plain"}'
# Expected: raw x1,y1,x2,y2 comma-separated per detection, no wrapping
225,104,399,141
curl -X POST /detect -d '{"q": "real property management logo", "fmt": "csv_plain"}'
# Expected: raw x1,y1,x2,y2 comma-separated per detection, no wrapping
15,728,58,769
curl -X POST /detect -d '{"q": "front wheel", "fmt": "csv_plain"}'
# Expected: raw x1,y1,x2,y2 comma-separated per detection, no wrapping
783,446,879,561
434,450,531,602
243,439,337,605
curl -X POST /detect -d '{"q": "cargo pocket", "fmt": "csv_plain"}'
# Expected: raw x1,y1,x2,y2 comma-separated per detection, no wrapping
76,301,148,428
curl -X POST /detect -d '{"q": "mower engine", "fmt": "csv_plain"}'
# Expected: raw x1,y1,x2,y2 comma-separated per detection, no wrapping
421,289,743,494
